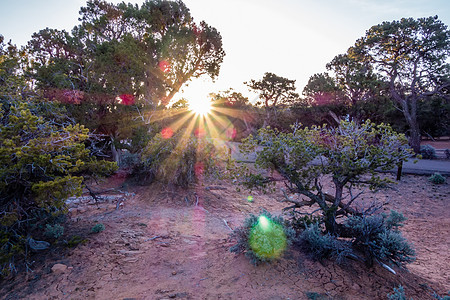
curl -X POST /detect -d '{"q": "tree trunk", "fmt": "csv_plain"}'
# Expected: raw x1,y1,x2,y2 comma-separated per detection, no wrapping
408,123,421,155
110,135,121,165
324,208,338,234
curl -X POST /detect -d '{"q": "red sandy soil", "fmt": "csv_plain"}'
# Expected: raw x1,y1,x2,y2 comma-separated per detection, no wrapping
1,173,449,300
421,139,450,149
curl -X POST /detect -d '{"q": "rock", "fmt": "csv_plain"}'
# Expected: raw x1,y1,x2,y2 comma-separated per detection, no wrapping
51,263,68,273
28,238,50,250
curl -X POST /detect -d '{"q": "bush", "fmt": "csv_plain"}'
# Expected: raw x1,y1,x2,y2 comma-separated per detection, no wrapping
230,210,295,264
387,285,411,300
420,145,437,159
429,173,446,184
91,223,105,233
140,131,227,187
300,223,352,263
44,224,64,240
344,210,415,267
0,99,117,277
445,149,450,159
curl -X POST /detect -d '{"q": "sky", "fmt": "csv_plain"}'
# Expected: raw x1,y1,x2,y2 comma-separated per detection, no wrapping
1,0,449,104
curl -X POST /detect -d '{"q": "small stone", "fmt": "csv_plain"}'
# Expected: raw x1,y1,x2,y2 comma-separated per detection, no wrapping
51,263,68,273
172,271,177,275
168,294,177,298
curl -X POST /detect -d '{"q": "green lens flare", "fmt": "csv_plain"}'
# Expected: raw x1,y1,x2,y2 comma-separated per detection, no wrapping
258,215,270,231
248,216,287,260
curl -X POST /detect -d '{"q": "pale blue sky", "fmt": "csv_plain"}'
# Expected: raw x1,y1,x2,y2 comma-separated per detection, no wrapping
1,0,449,102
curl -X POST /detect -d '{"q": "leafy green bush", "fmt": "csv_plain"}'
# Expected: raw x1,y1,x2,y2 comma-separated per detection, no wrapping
230,210,295,264
140,131,226,187
0,99,117,277
420,145,437,159
91,223,105,233
429,173,446,184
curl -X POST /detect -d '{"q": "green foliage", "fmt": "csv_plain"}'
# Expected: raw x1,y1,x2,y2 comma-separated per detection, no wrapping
236,120,415,269
387,285,411,300
229,210,295,265
344,211,415,267
305,292,329,300
300,223,352,263
91,223,105,233
420,145,437,159
352,16,450,153
140,131,226,187
238,120,412,234
65,235,88,248
429,173,446,184
44,224,64,240
28,0,225,107
0,98,117,277
245,72,299,126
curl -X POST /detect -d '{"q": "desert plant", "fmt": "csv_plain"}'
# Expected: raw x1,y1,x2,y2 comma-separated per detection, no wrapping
429,173,446,184
345,211,415,267
445,149,450,160
0,99,117,277
140,131,227,187
238,120,412,235
235,120,415,269
91,223,105,233
44,224,64,240
305,292,329,300
387,285,412,300
300,223,352,263
420,145,437,159
230,210,295,264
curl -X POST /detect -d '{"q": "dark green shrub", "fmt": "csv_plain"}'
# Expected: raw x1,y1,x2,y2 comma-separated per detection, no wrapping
345,210,415,267
140,131,226,187
0,100,117,277
230,210,295,264
387,285,411,300
420,145,437,159
44,224,64,239
429,173,446,184
305,292,329,300
91,223,105,233
300,223,352,263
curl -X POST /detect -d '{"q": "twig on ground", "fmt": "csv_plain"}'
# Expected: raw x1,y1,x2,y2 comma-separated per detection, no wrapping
205,186,227,191
223,219,233,231
144,236,161,242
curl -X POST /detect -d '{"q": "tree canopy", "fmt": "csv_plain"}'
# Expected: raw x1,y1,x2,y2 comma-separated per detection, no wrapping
352,16,450,153
27,0,225,107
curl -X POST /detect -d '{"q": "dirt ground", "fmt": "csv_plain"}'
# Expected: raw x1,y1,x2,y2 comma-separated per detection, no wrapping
421,139,450,149
1,172,449,300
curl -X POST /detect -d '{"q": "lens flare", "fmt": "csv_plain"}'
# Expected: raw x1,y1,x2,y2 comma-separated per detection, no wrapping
161,127,174,139
158,60,170,73
188,99,212,116
258,215,270,231
247,195,253,202
249,216,288,260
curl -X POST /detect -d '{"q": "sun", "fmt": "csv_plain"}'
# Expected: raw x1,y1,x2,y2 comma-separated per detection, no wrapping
188,98,212,116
